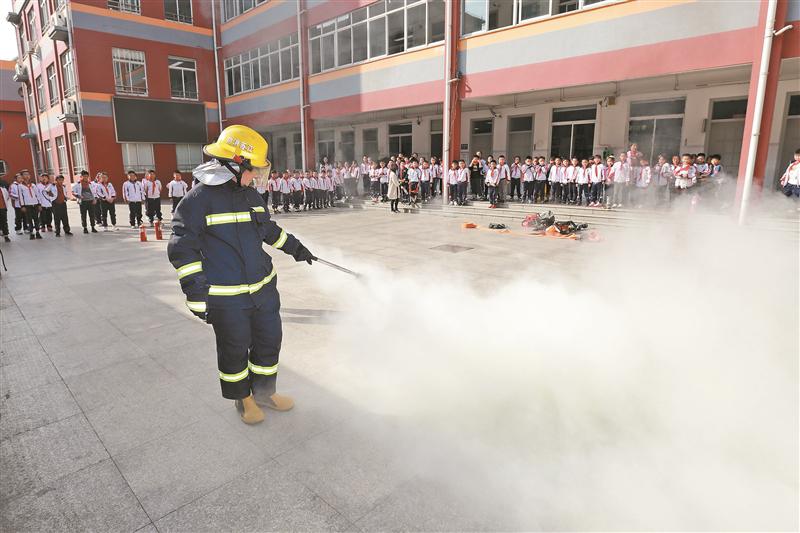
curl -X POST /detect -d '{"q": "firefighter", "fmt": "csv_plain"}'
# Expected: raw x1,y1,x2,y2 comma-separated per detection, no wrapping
167,125,315,425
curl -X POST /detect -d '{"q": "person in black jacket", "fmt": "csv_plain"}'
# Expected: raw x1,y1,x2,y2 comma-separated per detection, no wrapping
167,125,315,425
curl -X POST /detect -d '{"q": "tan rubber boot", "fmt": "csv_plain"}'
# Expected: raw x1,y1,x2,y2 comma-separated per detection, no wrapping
263,393,294,412
239,395,265,425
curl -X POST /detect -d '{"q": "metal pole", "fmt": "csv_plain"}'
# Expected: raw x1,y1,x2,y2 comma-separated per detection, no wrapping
296,0,307,170
738,0,778,225
211,0,224,132
441,0,453,205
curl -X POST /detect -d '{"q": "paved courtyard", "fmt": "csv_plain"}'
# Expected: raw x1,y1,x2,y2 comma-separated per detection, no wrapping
1,204,796,531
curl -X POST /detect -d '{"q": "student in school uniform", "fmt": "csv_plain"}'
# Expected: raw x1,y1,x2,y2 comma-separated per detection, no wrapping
446,160,458,205
672,153,697,195
347,161,359,199
269,173,281,213
779,149,800,200
368,162,380,202
430,156,442,198
9,173,24,234
456,159,469,206
548,157,563,204
610,152,631,208
521,156,535,204
293,172,304,210
378,161,389,202
19,173,42,239
654,154,672,206
469,155,484,201
565,158,578,205
496,155,510,203
279,173,292,212
122,170,145,227
326,169,336,206
485,160,500,208
419,160,432,203
301,173,313,210
49,175,72,236
0,184,10,241
533,157,548,203
72,170,98,234
509,156,522,201
694,153,711,182
589,155,606,207
635,158,651,208
36,174,53,232
143,170,163,225
99,173,118,230
91,173,103,224
359,156,371,197
576,159,590,206
406,159,421,207
168,171,189,213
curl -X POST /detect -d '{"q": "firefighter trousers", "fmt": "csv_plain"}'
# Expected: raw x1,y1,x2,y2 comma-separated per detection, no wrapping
208,287,282,401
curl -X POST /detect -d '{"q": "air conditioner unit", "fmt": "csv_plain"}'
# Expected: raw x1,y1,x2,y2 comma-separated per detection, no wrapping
58,98,79,123
47,13,68,41
12,62,28,83
5,11,21,25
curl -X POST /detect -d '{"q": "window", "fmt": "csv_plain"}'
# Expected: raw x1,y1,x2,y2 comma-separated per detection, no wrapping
463,0,613,35
70,132,86,173
317,130,335,162
707,99,747,177
35,76,45,111
628,98,684,161
169,57,198,99
293,132,303,169
507,115,533,159
164,0,192,24
108,0,141,15
121,142,154,172
363,128,379,161
175,143,204,171
430,119,443,159
470,118,493,157
388,123,412,155
551,106,596,160
44,139,54,173
26,87,35,117
113,48,148,95
341,130,355,162
39,0,50,29
55,135,67,174
61,50,76,96
222,0,266,22
223,35,299,96
309,0,445,75
46,64,59,105
27,7,37,41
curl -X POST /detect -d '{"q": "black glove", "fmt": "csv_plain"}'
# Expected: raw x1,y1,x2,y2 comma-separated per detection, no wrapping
292,243,315,265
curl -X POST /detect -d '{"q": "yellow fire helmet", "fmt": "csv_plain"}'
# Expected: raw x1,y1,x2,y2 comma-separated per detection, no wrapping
204,125,271,171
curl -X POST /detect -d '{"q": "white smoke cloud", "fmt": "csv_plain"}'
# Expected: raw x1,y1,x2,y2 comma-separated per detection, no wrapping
303,207,798,531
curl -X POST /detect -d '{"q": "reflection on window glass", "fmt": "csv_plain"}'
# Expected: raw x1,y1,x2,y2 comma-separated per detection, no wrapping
519,0,549,20
369,17,386,57
488,0,513,29
353,23,368,62
387,10,404,54
463,0,486,34
337,27,352,66
407,3,426,48
428,0,445,42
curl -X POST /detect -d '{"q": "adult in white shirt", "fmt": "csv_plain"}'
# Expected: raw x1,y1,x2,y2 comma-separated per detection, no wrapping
122,170,145,227
167,171,189,213
19,172,42,239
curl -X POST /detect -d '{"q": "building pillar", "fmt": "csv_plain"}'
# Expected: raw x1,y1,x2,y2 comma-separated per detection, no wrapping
297,0,315,170
736,0,789,206
442,0,461,203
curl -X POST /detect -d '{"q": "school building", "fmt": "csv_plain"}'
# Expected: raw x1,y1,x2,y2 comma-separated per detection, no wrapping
0,60,33,178
5,0,800,193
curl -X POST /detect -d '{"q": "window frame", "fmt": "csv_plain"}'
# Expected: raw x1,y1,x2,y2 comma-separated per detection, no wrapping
35,75,45,111
70,131,86,173
61,50,76,97
46,63,59,105
55,135,67,174
43,139,54,174
462,0,621,37
164,0,193,24
108,0,141,15
121,142,155,173
175,143,204,171
168,56,198,100
112,47,148,96
223,35,299,97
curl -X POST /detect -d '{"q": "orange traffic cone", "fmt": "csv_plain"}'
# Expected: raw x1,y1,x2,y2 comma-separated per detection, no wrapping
139,223,147,242
154,220,163,240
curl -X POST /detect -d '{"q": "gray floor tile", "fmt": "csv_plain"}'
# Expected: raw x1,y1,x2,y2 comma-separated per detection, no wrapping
0,334,46,367
86,384,216,457
149,338,218,380
0,459,150,533
64,357,180,412
274,418,414,524
47,336,149,379
0,351,62,397
0,318,35,342
114,413,269,520
0,414,109,501
0,381,81,440
156,460,353,532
